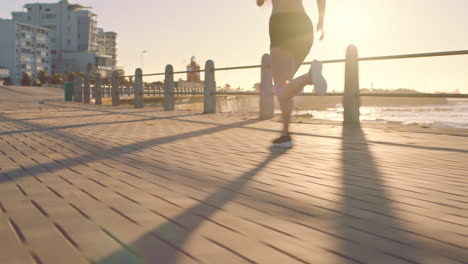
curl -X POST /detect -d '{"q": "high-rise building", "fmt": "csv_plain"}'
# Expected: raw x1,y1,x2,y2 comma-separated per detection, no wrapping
11,0,117,77
0,19,51,85
97,28,117,69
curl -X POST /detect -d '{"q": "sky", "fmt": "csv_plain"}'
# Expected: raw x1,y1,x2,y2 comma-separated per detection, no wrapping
1,0,468,93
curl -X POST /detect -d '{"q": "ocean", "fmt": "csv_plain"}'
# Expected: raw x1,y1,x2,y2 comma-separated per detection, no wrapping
139,95,468,129
295,99,468,129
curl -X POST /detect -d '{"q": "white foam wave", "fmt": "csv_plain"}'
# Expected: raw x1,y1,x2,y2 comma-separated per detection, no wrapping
298,101,468,129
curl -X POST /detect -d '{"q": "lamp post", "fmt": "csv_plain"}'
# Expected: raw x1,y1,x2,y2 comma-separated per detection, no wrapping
141,50,148,70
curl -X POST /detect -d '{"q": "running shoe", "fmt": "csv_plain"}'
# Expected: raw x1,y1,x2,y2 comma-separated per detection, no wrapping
272,134,293,148
311,60,328,96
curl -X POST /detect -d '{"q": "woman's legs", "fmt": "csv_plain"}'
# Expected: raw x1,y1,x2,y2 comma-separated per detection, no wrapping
271,36,313,137
280,71,313,100
271,47,296,136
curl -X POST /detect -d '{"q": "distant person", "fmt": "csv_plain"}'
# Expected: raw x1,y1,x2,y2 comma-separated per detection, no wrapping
257,0,327,147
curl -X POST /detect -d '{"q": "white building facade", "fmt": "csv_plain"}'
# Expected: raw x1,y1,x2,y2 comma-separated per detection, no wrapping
97,29,117,69
0,19,50,85
11,0,117,77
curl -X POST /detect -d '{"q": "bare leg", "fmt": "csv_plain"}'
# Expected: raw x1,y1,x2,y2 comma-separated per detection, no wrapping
271,33,314,138
271,48,297,136
281,71,313,100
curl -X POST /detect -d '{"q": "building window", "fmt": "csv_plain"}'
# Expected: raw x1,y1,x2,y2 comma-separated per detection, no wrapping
46,8,51,12
42,14,56,19
68,40,71,45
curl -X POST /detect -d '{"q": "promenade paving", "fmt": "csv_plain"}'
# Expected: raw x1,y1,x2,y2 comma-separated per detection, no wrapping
1,86,467,264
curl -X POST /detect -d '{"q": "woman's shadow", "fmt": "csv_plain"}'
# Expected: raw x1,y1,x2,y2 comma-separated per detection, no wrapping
97,146,289,264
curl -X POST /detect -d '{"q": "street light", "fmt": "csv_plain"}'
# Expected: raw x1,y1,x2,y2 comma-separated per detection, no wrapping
141,51,148,70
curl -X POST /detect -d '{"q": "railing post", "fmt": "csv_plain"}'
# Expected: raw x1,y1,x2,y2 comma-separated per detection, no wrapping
204,60,216,114
95,73,102,105
343,45,360,126
72,77,78,102
83,72,90,104
260,53,274,120
164,65,175,110
74,75,83,102
111,70,120,106
134,68,144,108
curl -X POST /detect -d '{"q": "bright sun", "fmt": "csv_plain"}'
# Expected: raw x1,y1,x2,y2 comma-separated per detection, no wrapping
326,2,371,44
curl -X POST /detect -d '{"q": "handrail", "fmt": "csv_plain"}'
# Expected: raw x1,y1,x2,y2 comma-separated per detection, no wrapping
96,88,468,98
116,49,468,78
73,46,468,125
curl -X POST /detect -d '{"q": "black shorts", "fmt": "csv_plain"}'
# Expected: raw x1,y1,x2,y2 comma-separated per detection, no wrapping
269,12,314,65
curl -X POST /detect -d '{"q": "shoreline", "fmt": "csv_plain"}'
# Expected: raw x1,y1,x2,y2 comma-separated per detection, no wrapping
228,112,468,137
100,96,468,137
287,117,468,137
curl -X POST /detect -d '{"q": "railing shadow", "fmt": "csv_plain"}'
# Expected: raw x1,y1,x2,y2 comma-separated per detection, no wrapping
40,100,468,154
96,147,289,264
0,112,201,136
0,115,261,183
338,126,419,263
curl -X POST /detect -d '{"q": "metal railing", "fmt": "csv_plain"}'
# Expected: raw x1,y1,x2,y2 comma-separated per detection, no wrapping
121,49,468,77
70,46,468,125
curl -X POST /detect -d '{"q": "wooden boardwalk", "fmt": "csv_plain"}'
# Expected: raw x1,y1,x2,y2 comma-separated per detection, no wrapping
1,86,467,264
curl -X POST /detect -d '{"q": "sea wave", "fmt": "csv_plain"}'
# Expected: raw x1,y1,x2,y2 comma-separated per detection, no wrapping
298,101,468,129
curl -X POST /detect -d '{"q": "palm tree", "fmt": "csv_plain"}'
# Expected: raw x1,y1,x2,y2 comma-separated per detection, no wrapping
37,70,48,85
3,77,12,85
65,72,78,82
21,72,31,86
49,73,64,85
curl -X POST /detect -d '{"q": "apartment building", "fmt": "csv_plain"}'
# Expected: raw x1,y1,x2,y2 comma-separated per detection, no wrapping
0,19,50,85
12,0,116,77
97,28,117,69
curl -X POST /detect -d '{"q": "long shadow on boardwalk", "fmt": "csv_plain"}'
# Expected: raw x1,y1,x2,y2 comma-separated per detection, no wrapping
0,115,261,183
0,114,200,136
338,127,420,263
97,147,289,264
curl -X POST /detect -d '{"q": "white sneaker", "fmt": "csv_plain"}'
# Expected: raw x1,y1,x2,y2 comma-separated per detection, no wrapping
311,60,327,96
